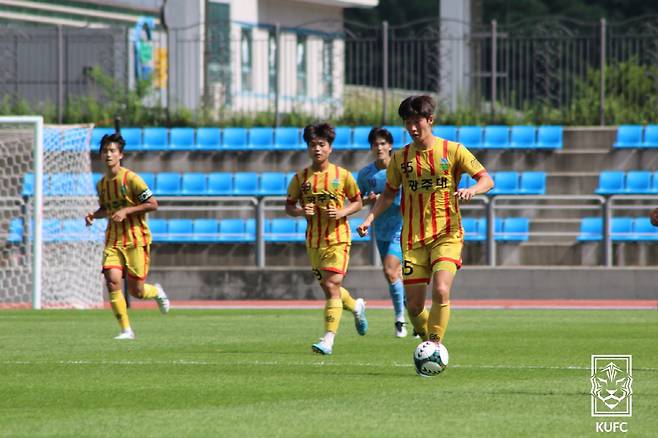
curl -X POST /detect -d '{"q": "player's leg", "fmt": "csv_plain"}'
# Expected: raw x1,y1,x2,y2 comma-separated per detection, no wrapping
125,245,169,314
103,247,134,339
426,238,462,344
402,246,430,341
378,236,406,337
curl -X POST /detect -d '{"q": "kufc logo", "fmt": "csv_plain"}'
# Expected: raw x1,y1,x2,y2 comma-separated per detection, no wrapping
591,355,632,433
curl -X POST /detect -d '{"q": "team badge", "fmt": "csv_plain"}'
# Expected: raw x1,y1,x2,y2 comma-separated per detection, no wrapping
441,158,449,171
331,178,340,189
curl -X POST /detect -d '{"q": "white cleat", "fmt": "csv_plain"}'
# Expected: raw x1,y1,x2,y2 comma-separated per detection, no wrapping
114,329,135,340
395,321,408,338
154,283,170,314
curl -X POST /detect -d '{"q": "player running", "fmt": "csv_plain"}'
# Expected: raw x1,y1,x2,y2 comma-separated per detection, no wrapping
85,133,170,340
357,95,494,346
356,127,407,337
285,123,368,355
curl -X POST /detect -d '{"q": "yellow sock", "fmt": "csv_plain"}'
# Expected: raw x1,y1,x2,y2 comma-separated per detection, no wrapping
340,287,356,312
109,290,130,330
428,301,451,343
142,284,158,299
408,308,429,341
325,298,343,333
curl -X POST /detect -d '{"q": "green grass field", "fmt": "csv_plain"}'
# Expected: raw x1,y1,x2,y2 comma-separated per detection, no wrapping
0,308,656,437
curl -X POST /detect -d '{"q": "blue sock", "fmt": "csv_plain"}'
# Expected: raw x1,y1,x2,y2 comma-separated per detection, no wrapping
388,279,405,321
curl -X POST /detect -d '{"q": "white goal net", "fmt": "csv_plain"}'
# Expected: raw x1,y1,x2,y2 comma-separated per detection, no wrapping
0,117,104,308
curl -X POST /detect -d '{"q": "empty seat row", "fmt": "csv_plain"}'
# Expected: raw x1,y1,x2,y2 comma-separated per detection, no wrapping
89,125,563,152
595,170,658,194
458,171,546,195
613,125,658,148
462,217,530,242
578,217,658,241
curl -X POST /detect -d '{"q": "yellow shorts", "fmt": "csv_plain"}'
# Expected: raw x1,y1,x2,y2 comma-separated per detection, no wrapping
402,236,463,285
307,243,351,281
102,245,150,280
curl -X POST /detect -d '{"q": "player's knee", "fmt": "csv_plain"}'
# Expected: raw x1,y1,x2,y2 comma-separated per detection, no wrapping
106,280,121,291
383,267,399,283
433,283,451,302
320,278,341,293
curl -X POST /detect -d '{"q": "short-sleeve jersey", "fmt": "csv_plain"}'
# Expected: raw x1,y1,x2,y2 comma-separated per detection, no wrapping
386,137,486,252
357,161,402,242
97,167,152,248
286,163,361,249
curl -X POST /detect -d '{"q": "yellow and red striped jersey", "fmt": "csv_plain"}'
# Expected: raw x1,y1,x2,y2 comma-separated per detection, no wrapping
386,137,486,251
97,167,152,248
286,163,361,249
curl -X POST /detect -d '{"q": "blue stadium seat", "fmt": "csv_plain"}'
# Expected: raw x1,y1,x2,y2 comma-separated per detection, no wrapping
142,127,168,151
625,171,652,194
536,126,563,149
274,127,302,150
195,128,221,151
70,173,96,196
91,127,113,149
641,125,658,148
42,218,61,243
47,173,75,196
613,125,642,148
63,128,90,152
458,174,477,190
43,128,62,152
519,172,546,195
349,218,369,242
285,172,297,190
433,126,457,142
483,126,510,149
181,173,207,196
352,126,372,150
233,172,259,195
22,173,35,197
167,219,194,243
259,172,287,195
611,217,634,242
510,126,536,149
477,218,489,241
457,126,483,149
296,218,307,240
154,172,181,196
595,171,625,195
92,173,103,190
169,128,195,150
266,218,298,242
89,218,107,243
499,217,529,242
140,172,155,191
149,218,168,242
245,218,256,242
192,219,219,243
489,172,518,195
222,128,248,150
493,217,504,241
8,218,23,243
61,219,88,242
249,127,274,150
462,217,482,242
383,125,406,147
121,128,143,151
207,172,233,195
577,217,602,241
634,217,658,241
653,171,658,194
218,219,245,243
332,127,352,150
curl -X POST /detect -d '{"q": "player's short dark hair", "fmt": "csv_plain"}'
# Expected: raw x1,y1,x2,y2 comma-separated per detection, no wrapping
368,127,393,146
398,95,435,120
99,133,126,153
303,123,336,146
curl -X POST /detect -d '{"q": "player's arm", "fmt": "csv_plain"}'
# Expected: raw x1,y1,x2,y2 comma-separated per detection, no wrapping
357,185,397,236
326,195,363,220
285,200,315,218
455,171,494,201
85,205,107,226
112,196,157,223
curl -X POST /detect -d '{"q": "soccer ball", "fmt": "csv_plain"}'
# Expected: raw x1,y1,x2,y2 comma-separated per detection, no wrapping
413,341,449,377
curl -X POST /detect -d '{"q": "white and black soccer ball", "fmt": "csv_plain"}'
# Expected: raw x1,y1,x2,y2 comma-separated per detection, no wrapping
413,341,449,377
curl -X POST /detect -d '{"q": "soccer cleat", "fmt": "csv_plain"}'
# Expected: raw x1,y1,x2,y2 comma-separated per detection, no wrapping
311,340,333,355
154,283,170,314
412,329,420,339
353,298,368,336
114,329,135,340
395,321,408,338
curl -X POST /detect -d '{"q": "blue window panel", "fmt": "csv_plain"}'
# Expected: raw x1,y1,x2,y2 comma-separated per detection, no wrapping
349,218,369,242
233,172,259,195
259,172,286,195
613,125,642,148
192,219,219,243
266,218,298,242
121,128,143,152
432,126,457,142
536,126,563,149
499,217,529,242
383,125,406,147
167,219,194,243
625,171,652,194
181,173,207,195
22,173,35,197
245,219,256,242
641,125,658,148
196,128,221,151
332,127,352,150
249,127,274,150
154,173,181,196
8,218,23,243
634,217,658,241
274,127,302,150
611,217,634,242
352,126,372,150
458,174,477,190
519,172,546,195
483,126,510,149
489,172,519,195
222,128,248,150
91,128,113,150
457,126,483,149
169,128,195,150
218,219,245,243
142,128,168,151
595,171,625,195
207,173,233,195
510,126,536,149
149,218,168,242
577,217,602,241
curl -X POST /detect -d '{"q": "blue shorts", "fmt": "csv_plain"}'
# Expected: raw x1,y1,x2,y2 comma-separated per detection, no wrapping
376,232,402,262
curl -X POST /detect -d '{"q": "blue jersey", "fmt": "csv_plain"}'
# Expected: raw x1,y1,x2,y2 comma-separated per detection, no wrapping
357,161,403,242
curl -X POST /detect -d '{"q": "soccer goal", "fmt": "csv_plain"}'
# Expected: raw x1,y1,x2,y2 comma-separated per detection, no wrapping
0,116,104,309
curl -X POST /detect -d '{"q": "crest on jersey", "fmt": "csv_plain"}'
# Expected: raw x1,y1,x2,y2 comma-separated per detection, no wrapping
331,178,340,189
440,158,449,171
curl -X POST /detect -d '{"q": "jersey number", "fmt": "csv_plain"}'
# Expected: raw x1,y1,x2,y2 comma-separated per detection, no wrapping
402,260,414,276
312,268,322,281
